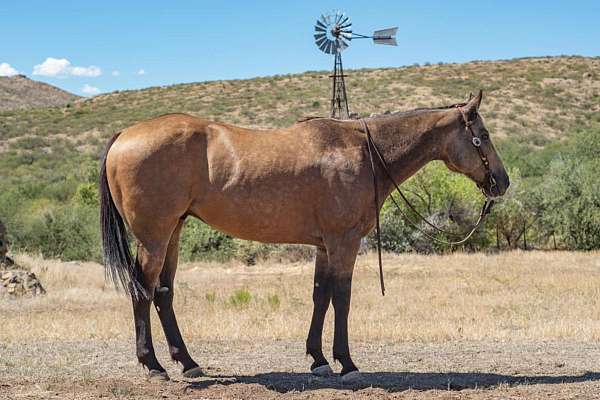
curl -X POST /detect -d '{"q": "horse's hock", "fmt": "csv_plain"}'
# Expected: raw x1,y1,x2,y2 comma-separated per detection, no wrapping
0,220,46,298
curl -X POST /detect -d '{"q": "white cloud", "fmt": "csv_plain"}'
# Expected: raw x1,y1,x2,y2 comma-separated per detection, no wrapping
81,84,100,95
136,69,145,75
0,62,19,76
111,70,120,76
33,57,102,77
71,65,101,77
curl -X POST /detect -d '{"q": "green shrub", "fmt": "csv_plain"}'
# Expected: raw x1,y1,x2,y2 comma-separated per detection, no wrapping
16,203,101,261
267,294,280,308
179,219,236,262
205,292,217,303
229,288,252,307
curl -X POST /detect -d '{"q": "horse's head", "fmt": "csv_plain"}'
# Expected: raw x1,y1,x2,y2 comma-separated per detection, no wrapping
442,90,509,198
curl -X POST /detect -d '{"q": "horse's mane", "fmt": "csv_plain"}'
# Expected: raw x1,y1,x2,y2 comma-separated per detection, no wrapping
297,101,468,124
368,101,468,119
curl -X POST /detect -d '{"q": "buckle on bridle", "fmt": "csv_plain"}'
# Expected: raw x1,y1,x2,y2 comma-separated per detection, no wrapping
472,137,482,147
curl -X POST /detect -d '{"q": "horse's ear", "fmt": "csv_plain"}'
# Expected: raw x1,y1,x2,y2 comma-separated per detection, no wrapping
465,90,483,113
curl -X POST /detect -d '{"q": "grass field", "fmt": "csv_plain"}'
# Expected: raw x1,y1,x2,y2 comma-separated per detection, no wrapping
2,250,600,399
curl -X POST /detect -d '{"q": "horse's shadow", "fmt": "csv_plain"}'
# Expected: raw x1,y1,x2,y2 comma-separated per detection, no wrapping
184,370,600,393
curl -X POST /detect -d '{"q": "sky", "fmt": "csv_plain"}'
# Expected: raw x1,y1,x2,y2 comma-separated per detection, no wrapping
1,1,599,96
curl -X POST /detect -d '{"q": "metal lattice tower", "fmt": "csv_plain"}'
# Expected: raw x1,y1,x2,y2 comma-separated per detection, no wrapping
331,52,349,118
313,10,398,119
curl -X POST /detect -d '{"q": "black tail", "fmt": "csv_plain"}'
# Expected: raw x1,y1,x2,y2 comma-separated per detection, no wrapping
99,132,147,300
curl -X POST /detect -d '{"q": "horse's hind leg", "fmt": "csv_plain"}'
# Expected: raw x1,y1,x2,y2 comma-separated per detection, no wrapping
153,219,203,378
306,247,334,376
131,241,170,380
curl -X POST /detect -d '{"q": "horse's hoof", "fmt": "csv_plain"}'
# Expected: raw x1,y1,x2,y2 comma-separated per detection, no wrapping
182,366,205,378
340,370,361,384
147,369,170,381
311,364,333,377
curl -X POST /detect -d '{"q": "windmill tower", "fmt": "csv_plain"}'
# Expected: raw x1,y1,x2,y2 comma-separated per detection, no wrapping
314,11,398,119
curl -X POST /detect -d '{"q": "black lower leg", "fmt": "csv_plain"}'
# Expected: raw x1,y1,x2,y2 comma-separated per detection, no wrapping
306,249,332,370
306,283,332,369
154,287,199,372
332,276,358,375
132,294,164,372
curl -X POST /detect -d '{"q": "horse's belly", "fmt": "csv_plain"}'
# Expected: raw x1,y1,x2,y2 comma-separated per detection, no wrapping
189,192,323,245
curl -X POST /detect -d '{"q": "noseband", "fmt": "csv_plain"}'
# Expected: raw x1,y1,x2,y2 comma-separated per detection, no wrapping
456,106,498,198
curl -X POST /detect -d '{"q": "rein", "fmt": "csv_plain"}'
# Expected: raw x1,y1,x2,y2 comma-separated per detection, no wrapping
360,112,495,296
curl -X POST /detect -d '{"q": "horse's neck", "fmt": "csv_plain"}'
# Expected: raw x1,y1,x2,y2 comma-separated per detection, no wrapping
369,111,447,198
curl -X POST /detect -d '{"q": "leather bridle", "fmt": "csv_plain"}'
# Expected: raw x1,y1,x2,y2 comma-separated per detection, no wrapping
361,114,496,296
456,106,498,199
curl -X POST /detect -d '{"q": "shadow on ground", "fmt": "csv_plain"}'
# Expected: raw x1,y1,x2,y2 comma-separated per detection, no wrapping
184,371,600,393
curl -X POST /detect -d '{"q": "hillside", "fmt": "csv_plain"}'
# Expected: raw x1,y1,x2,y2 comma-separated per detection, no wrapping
0,56,599,259
0,74,79,112
1,56,598,187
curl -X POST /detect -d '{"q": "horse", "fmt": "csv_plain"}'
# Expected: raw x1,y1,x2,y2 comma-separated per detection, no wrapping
99,90,509,383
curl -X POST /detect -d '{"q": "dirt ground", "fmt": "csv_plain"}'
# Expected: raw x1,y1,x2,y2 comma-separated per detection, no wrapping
3,339,600,399
2,251,600,399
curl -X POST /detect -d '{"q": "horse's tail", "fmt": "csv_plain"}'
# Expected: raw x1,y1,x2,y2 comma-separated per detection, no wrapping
99,132,147,300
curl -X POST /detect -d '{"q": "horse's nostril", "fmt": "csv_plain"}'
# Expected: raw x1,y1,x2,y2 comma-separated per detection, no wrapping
497,173,509,195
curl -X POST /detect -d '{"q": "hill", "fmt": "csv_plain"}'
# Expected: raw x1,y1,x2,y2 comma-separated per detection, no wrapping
0,74,79,112
1,56,599,187
0,56,599,259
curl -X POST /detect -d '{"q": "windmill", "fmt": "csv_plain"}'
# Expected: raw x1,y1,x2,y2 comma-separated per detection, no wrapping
314,10,397,119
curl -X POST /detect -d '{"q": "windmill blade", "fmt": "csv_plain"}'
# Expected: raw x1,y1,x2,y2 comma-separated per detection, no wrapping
339,16,352,29
335,11,343,24
315,19,327,31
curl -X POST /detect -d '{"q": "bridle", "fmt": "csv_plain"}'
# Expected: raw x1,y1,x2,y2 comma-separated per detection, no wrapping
361,110,497,296
456,105,498,199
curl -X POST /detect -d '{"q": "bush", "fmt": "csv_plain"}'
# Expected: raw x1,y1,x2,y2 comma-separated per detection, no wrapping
179,219,236,262
229,288,252,307
17,203,101,261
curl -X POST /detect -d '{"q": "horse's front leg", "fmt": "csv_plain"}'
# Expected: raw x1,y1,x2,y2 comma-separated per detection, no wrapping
326,235,361,383
306,247,334,376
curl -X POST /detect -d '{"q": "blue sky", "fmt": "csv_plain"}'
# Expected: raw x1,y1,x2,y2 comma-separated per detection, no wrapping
1,1,598,96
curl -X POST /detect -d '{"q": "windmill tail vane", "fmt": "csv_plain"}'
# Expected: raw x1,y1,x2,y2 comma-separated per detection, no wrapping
313,10,398,118
373,27,398,46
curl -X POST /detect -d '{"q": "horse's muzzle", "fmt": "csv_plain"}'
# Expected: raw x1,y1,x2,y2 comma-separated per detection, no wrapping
488,170,510,198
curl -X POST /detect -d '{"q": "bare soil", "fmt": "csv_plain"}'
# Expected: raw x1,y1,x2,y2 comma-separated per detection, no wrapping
2,339,600,399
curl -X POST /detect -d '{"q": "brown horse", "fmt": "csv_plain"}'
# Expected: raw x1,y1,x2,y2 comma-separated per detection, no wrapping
100,90,508,383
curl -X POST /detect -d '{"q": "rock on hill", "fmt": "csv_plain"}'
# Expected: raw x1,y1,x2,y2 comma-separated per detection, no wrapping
0,75,79,111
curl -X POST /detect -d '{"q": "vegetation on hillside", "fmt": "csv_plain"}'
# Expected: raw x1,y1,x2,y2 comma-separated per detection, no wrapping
0,56,598,261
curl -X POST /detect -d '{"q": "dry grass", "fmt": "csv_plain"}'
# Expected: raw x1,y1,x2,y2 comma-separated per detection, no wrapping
3,251,600,344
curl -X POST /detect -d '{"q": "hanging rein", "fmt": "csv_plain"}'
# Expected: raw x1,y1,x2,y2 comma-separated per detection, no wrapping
360,106,496,296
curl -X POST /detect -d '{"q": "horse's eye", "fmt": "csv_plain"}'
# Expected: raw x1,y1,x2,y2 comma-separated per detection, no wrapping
481,131,490,141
